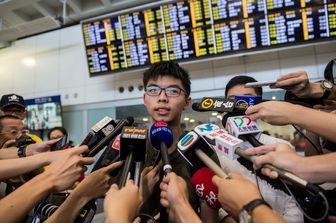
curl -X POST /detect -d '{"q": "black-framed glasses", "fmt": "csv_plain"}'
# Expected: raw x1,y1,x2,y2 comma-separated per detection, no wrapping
145,85,186,97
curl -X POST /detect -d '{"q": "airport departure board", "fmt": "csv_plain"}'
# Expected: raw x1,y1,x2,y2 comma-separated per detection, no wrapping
82,0,336,76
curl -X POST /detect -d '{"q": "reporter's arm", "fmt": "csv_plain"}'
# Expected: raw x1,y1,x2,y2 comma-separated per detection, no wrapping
160,172,202,223
245,144,336,183
246,101,336,142
0,151,65,180
0,146,93,223
104,180,142,223
212,174,285,223
0,170,55,223
170,199,202,223
0,139,58,160
45,162,122,223
0,147,20,159
274,71,326,98
251,204,285,223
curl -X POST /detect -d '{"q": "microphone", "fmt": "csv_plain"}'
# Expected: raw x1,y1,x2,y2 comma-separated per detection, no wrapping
234,95,262,110
192,96,262,113
177,130,228,179
80,116,117,155
191,167,221,209
192,97,236,113
90,134,121,174
118,126,147,187
192,123,221,145
223,113,264,149
149,122,174,175
204,125,323,194
87,116,134,157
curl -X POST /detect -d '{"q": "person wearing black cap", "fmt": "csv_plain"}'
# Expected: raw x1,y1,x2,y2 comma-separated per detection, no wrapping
0,94,26,120
0,93,42,144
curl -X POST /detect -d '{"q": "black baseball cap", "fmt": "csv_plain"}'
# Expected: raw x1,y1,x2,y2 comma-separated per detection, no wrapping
0,94,25,110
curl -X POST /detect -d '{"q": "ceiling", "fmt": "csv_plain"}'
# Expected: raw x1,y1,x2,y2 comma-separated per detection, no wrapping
0,0,159,43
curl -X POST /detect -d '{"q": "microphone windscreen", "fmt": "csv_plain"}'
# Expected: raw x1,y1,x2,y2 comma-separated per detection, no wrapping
149,122,173,149
191,167,221,209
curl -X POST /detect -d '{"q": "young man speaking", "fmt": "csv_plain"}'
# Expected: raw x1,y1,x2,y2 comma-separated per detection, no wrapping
139,61,200,221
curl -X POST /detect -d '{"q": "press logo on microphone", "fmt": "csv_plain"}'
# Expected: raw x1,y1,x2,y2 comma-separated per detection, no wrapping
154,121,168,127
200,98,236,112
178,132,197,150
226,116,262,136
201,98,213,109
195,123,219,134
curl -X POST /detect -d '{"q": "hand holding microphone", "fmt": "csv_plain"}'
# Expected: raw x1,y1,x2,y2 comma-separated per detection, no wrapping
159,172,202,223
245,100,299,126
212,172,263,219
244,144,310,181
104,180,142,223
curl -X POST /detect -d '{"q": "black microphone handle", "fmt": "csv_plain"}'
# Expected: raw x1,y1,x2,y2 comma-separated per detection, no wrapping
88,119,131,157
160,141,172,175
118,151,134,188
133,161,142,187
159,142,172,223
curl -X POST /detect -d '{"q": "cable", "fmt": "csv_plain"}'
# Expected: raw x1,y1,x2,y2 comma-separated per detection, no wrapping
280,179,329,222
252,168,266,201
292,124,323,155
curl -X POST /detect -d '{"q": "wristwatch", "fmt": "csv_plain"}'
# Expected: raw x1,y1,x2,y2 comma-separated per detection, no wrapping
17,145,27,157
238,199,270,223
320,80,333,99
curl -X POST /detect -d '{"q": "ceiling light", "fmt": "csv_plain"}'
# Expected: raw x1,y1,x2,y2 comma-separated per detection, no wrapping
22,58,35,67
211,112,217,116
142,117,148,122
190,119,195,123
184,117,189,121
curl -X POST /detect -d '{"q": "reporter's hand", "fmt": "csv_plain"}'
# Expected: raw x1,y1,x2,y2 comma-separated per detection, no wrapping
246,101,298,125
273,71,322,98
74,161,123,200
104,180,142,223
26,139,59,156
212,173,262,219
43,145,94,192
244,144,302,179
159,172,189,210
2,139,16,148
140,164,161,203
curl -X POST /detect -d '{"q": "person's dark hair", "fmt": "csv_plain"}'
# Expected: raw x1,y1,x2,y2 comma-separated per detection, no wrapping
143,61,191,96
225,75,262,97
47,126,68,140
0,114,21,132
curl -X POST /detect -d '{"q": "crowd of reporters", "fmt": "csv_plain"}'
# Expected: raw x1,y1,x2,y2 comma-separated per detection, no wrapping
0,59,336,223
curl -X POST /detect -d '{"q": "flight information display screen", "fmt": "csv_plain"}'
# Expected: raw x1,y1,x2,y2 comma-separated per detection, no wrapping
82,0,336,76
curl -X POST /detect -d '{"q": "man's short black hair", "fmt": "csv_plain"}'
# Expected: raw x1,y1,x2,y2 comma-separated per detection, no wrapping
47,126,68,140
143,61,191,96
0,114,21,132
225,75,262,97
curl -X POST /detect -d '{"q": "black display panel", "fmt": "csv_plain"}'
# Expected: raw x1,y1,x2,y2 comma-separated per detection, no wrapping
82,0,336,76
